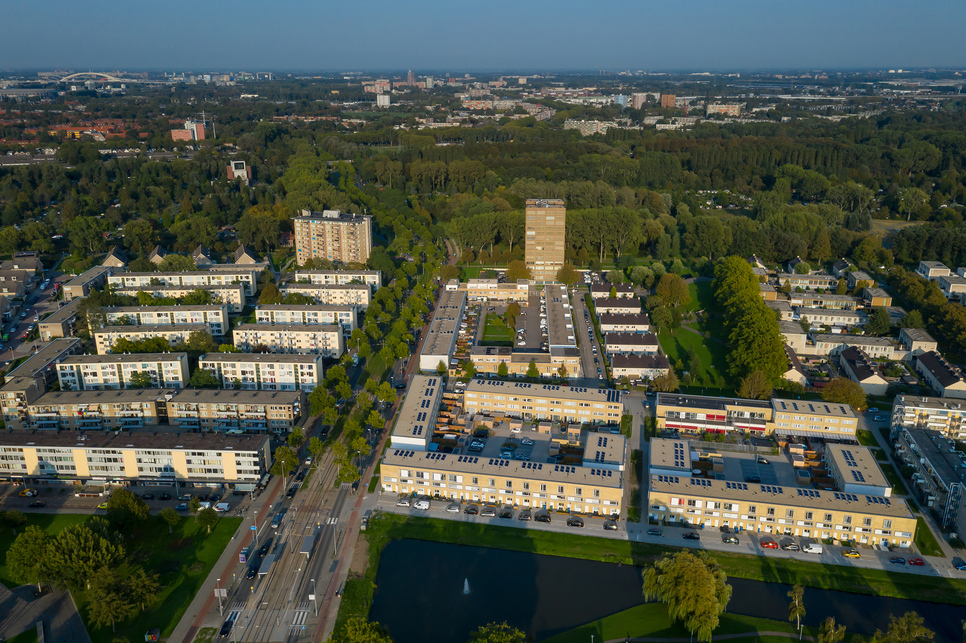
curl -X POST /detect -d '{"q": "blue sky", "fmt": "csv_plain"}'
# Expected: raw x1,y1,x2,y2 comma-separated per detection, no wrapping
2,0,964,72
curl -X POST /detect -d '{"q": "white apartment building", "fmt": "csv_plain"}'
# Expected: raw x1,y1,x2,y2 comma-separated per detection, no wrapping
463,379,623,425
293,270,381,290
93,324,210,355
113,284,247,312
278,283,371,307
103,305,230,337
891,394,966,441
255,305,357,334
107,269,260,297
232,323,345,358
57,353,190,390
294,209,373,265
198,353,324,392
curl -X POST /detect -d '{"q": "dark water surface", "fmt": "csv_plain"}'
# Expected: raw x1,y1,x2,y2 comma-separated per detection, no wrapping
369,539,964,643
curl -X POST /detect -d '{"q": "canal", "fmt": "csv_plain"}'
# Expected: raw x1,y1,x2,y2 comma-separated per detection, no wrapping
369,539,963,643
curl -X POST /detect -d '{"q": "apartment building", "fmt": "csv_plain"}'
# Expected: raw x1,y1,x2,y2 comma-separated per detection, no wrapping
389,374,446,451
93,324,209,355
108,269,259,297
759,284,778,301
766,300,794,321
914,351,966,399
771,398,858,439
103,304,230,337
278,283,371,307
647,438,916,547
779,321,807,353
593,298,641,315
847,271,874,291
937,274,966,301
545,284,576,349
39,298,82,341
590,283,635,299
524,199,566,282
463,379,623,425
469,346,582,379
787,293,860,310
0,431,271,485
916,261,950,281
806,334,905,360
604,332,660,356
294,209,373,265
892,427,965,535
655,393,773,434
255,305,357,334
57,353,190,390
839,347,888,396
419,290,466,372
7,338,84,387
776,273,839,291
891,394,966,441
62,266,115,301
113,284,246,312
293,270,381,290
0,376,46,431
797,308,867,329
863,287,893,307
198,353,324,391
28,389,174,431
610,354,671,382
444,278,530,302
380,447,623,516
232,323,344,358
598,313,650,334
167,389,305,434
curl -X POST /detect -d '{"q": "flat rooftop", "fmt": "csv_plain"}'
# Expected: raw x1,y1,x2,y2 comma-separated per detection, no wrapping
545,285,575,348
895,394,966,413
39,298,82,325
63,266,112,287
904,428,966,488
901,328,936,344
656,392,773,411
256,304,355,312
280,283,369,291
114,283,244,293
233,323,340,333
60,353,187,365
104,305,227,314
0,429,270,452
811,334,896,347
421,290,466,357
465,378,622,405
598,312,650,326
93,323,209,335
772,398,856,418
391,374,444,447
199,352,322,364
295,269,379,278
32,388,179,406
826,443,890,489
168,388,303,405
8,338,82,379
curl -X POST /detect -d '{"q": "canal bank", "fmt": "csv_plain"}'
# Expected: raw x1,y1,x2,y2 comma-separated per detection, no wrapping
370,539,962,643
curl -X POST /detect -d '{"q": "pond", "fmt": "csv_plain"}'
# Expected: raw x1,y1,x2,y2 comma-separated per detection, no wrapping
369,539,963,643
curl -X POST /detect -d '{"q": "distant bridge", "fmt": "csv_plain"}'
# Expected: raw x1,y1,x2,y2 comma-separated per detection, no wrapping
59,72,125,82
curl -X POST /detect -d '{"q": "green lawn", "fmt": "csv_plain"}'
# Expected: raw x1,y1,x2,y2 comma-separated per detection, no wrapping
855,430,878,447
481,313,514,346
5,627,39,643
0,512,241,643
543,603,821,643
353,514,966,607
685,280,715,313
658,325,729,389
878,462,910,496
914,517,945,558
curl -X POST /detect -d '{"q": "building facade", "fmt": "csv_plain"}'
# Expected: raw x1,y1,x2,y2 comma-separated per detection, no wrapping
524,199,566,282
463,379,623,425
419,290,466,372
232,323,345,358
293,270,381,290
103,305,230,337
293,209,373,265
113,284,246,312
255,304,357,334
93,323,209,355
167,389,305,434
278,283,371,307
198,353,325,391
108,269,259,297
57,353,190,390
469,346,582,379
891,394,966,441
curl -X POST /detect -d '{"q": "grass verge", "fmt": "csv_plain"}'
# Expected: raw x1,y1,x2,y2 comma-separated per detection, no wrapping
543,603,819,643
480,312,513,346
914,517,945,558
856,429,878,447
658,325,728,389
878,462,910,495
5,626,40,643
341,514,966,612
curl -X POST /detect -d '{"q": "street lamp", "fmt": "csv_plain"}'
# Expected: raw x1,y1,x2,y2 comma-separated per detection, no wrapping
253,511,258,545
311,578,318,616
216,577,223,616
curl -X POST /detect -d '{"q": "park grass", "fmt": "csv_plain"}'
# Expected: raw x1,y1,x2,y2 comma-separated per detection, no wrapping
367,475,380,493
914,517,945,558
0,512,241,643
0,513,90,587
855,429,878,447
543,603,824,643
685,280,715,313
5,627,40,643
878,462,910,496
348,514,966,608
481,312,514,346
658,325,728,389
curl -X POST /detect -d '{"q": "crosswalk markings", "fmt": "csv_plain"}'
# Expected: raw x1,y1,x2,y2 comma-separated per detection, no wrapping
326,517,339,525
292,609,308,625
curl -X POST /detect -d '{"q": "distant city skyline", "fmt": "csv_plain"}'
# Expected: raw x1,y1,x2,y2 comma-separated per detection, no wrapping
1,0,964,72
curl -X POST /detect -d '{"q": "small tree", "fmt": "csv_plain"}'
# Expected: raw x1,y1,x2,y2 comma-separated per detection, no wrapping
189,368,221,389
642,551,732,643
822,377,867,410
330,617,394,643
835,278,847,295
196,507,219,534
463,359,477,378
436,360,447,376
555,263,580,286
526,359,540,379
468,621,527,643
288,427,305,449
271,445,299,477
0,509,27,535
159,507,181,534
817,617,846,643
188,496,202,515
105,488,150,532
652,369,680,392
127,371,154,389
557,364,569,380
5,525,52,590
127,568,161,612
497,361,509,378
869,612,934,643
787,585,806,636
308,437,325,461
738,370,773,400
87,567,135,633
505,259,531,282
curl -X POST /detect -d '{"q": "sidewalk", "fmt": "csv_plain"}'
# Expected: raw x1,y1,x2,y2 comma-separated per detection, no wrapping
168,475,284,643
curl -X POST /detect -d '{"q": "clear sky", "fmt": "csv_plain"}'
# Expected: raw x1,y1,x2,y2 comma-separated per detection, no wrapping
2,0,964,72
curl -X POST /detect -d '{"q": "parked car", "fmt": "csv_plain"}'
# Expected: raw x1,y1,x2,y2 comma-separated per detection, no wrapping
889,557,906,565
499,509,513,519
534,514,551,524
18,488,37,497
761,539,779,549
683,532,700,541
604,521,619,531
463,505,479,515
159,493,172,501
178,494,192,501
909,558,926,566
141,493,155,501
723,535,740,544
445,504,461,513
28,501,45,508
647,528,662,536
873,416,886,422
842,549,861,559
521,438,533,446
175,503,189,511
395,497,411,507
781,543,800,551
566,516,584,528
480,506,497,517
518,511,532,522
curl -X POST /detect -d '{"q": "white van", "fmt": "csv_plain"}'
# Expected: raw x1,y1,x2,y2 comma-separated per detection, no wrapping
803,542,823,554
413,499,430,510
215,502,230,513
